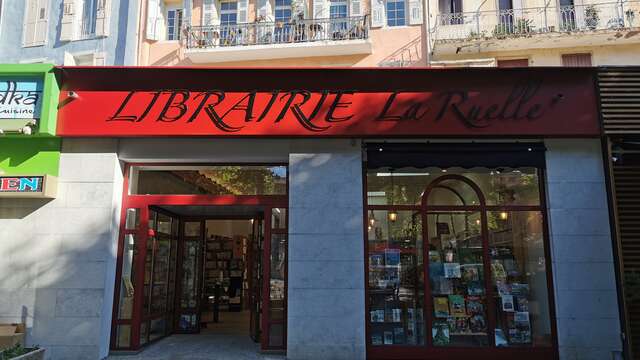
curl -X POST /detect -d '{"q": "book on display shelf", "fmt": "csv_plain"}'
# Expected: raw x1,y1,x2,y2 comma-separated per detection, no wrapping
491,261,507,281
394,327,405,344
469,314,487,332
462,265,479,282
501,295,515,312
371,333,383,345
443,263,461,278
466,296,483,314
432,322,450,346
434,297,450,318
517,296,529,312
448,295,466,317
383,331,394,345
385,249,401,266
392,308,402,323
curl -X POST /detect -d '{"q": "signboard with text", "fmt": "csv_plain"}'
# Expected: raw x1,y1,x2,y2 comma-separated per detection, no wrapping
56,68,601,137
0,175,57,198
0,77,44,132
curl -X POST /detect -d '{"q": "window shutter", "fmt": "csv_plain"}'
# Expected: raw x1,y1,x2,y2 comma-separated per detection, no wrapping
93,52,106,65
313,0,330,18
238,0,248,22
512,0,523,18
146,0,160,40
202,0,220,25
34,0,48,45
23,0,37,46
95,0,111,37
370,0,385,27
409,0,422,24
350,0,362,16
60,0,75,41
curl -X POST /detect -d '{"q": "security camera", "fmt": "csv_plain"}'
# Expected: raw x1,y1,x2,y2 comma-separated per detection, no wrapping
68,91,78,99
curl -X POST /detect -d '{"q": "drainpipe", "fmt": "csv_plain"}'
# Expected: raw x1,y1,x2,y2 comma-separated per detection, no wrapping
474,0,488,54
425,0,432,65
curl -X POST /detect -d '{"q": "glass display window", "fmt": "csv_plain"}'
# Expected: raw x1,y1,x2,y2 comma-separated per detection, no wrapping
366,164,554,357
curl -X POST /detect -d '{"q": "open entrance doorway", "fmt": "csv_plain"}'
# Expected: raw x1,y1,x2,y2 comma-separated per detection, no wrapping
110,165,287,355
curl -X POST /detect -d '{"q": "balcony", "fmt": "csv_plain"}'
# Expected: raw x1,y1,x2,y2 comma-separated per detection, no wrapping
185,16,372,63
431,1,640,56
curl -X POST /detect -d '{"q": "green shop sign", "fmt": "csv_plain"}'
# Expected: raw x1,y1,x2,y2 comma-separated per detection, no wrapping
0,64,58,137
0,64,61,197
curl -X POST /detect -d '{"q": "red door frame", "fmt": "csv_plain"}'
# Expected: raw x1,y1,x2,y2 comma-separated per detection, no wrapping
363,171,560,360
110,163,288,353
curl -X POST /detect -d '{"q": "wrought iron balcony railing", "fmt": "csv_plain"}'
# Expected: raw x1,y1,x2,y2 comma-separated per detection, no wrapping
186,16,369,49
432,1,640,42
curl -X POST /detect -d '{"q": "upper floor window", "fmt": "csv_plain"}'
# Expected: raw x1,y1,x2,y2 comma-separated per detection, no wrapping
220,1,238,25
330,0,348,18
386,0,406,26
166,8,183,40
60,0,110,42
23,0,48,47
146,0,183,41
275,0,292,22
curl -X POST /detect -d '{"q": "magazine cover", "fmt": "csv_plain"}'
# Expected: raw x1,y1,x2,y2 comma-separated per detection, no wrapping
466,296,484,314
385,249,401,266
443,263,462,278
467,280,484,295
371,333,383,345
462,265,479,282
449,295,466,317
469,314,487,333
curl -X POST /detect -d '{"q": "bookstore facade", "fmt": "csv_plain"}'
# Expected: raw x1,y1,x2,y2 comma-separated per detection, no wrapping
47,67,622,360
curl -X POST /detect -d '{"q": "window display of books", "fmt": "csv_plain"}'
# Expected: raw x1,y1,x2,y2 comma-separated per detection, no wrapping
368,246,424,346
492,248,533,346
369,305,424,346
429,231,489,347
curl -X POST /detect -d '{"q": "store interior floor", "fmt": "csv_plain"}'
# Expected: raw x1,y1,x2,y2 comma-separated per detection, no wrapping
108,311,282,360
107,331,284,360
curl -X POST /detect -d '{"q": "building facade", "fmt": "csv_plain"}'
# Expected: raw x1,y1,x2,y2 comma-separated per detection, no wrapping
0,66,626,360
137,0,427,66
426,0,640,66
0,0,139,65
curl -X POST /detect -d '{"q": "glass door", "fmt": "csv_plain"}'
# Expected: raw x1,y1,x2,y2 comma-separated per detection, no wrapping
139,210,180,345
249,215,264,342
264,207,287,349
175,220,204,333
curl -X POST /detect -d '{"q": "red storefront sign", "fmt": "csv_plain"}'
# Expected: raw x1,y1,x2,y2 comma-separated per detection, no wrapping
56,67,600,137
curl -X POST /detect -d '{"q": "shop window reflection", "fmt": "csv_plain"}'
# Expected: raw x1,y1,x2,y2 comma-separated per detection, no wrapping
488,211,552,347
367,167,540,206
